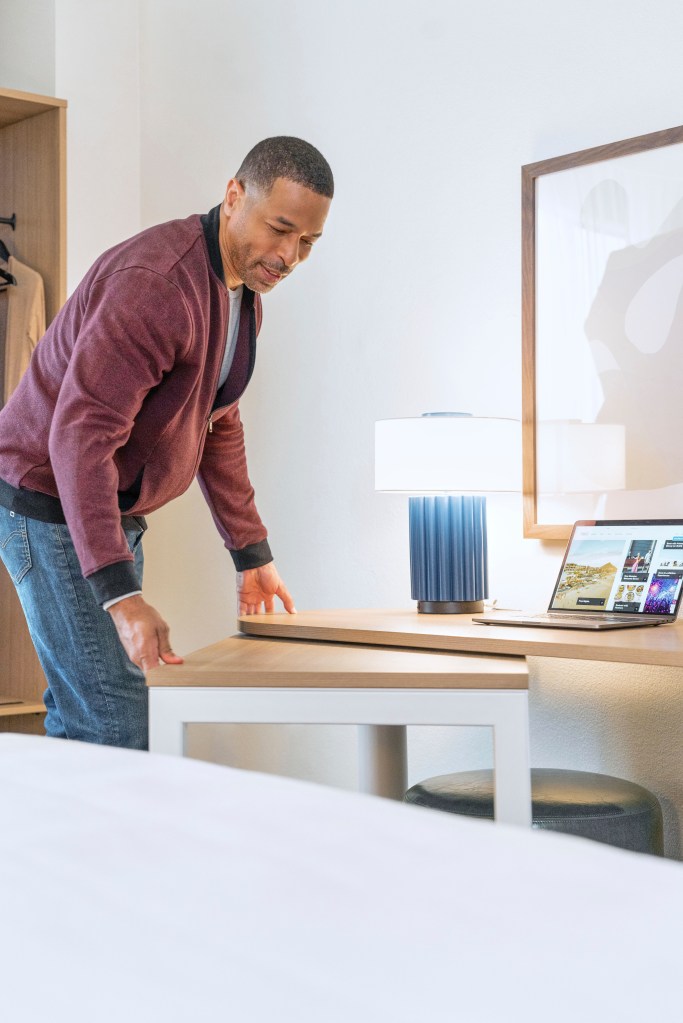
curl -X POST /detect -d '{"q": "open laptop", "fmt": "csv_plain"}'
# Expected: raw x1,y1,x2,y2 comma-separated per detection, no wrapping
473,519,683,630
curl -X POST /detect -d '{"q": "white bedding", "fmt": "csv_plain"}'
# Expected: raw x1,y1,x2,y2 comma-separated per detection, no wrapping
1,733,681,1021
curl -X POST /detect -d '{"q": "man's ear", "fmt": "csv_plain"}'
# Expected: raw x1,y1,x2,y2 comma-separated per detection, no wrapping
223,178,245,217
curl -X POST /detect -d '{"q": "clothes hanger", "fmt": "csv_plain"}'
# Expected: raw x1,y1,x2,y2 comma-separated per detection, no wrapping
0,265,17,289
1,211,16,269
0,235,17,288
1,214,17,289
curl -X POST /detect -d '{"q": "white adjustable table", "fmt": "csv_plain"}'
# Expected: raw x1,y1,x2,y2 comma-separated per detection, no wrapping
147,628,531,825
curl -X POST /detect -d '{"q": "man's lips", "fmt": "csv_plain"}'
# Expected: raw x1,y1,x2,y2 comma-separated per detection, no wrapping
260,263,286,283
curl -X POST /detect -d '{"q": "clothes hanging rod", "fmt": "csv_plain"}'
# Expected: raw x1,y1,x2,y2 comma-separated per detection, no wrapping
0,214,16,230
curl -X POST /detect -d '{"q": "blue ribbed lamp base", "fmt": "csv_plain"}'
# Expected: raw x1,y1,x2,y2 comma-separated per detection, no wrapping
409,496,489,614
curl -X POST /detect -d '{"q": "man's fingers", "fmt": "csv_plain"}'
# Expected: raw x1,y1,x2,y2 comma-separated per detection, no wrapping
237,567,295,615
160,650,184,665
110,597,182,671
155,621,183,664
277,583,297,614
138,645,182,672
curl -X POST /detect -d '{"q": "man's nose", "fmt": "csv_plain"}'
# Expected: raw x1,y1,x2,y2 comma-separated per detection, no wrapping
277,236,300,270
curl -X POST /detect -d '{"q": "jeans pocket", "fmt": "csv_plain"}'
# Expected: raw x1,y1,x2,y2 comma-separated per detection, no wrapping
0,511,33,584
124,526,144,552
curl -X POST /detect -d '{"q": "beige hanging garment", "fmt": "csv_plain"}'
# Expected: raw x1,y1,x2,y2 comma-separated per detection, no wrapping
4,254,46,402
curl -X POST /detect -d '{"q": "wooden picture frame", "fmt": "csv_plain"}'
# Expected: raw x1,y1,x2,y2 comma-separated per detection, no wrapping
522,125,683,539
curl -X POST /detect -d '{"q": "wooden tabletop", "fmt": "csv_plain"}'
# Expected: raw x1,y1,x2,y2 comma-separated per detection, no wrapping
237,608,683,668
147,634,528,690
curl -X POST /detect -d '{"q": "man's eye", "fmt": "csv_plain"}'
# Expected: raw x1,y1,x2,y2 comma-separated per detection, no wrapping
269,225,286,234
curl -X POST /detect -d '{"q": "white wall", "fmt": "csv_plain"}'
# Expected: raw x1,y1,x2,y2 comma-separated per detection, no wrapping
0,0,55,95
54,0,142,291
5,0,683,855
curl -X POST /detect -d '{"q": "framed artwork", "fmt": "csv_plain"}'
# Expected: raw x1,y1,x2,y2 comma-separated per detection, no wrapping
522,125,683,539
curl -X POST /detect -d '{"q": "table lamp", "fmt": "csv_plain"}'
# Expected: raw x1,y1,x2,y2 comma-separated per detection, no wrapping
375,413,520,614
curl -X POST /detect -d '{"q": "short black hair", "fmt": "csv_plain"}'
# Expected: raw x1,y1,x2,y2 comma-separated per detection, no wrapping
237,136,334,199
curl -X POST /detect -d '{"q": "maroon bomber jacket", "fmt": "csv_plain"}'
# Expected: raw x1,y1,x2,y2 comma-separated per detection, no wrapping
0,206,272,604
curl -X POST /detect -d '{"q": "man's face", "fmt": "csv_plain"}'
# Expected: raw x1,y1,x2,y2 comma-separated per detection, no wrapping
220,176,331,293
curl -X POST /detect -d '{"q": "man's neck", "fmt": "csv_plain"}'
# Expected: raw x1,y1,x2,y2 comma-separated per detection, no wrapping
218,206,243,289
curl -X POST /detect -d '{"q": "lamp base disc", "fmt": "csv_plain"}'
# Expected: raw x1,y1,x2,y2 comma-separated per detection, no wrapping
417,600,484,615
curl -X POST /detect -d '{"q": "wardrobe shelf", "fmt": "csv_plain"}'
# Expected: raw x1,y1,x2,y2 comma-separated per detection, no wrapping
0,699,45,718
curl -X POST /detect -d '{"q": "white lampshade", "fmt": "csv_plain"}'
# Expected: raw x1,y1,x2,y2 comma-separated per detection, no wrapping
375,414,521,493
536,421,625,494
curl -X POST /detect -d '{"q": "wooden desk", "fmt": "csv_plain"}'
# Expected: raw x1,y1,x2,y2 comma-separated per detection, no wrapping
238,607,683,667
147,634,531,824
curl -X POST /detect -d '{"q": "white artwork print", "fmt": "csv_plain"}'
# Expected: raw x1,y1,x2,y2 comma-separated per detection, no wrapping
535,142,683,523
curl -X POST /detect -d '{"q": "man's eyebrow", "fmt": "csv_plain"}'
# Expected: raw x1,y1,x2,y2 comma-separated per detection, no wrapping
274,215,323,238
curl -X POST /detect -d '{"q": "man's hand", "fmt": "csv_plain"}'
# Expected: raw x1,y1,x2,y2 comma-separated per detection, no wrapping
237,562,296,615
107,594,184,673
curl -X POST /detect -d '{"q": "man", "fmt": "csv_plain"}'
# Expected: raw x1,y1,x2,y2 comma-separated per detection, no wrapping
0,136,333,750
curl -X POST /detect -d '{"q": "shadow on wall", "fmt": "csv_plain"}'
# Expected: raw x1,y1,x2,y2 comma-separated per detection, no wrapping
527,657,683,860
185,723,360,792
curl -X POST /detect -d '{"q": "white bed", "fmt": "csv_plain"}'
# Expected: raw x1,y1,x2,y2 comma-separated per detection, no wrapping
1,733,681,1021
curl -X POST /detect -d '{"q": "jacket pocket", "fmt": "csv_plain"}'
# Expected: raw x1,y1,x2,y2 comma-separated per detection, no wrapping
0,511,33,584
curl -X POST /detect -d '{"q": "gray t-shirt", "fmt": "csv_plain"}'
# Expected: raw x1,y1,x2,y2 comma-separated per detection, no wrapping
217,285,243,391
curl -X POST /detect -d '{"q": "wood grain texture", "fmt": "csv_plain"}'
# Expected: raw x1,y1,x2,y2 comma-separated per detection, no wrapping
0,570,46,700
523,124,683,179
521,164,539,539
238,608,683,668
0,108,67,321
0,701,45,718
0,711,45,734
0,86,65,130
0,89,66,732
147,634,529,690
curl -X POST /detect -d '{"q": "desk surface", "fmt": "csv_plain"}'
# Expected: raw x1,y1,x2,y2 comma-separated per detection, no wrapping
238,608,683,668
147,634,528,689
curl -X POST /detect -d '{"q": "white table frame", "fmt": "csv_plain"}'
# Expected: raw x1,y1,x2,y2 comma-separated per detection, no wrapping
148,686,532,826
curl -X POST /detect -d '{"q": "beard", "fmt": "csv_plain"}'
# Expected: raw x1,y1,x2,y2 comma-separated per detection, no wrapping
228,241,289,294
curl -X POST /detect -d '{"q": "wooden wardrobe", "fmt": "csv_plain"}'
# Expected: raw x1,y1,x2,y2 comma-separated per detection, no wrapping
0,86,66,734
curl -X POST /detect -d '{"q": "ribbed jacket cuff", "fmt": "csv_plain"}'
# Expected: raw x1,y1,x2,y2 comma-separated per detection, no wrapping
87,560,142,606
230,539,273,571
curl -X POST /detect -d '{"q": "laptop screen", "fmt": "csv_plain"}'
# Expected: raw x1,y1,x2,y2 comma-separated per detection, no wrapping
548,520,683,617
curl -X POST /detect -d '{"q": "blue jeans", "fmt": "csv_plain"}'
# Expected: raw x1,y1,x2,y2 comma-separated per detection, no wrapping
0,506,148,748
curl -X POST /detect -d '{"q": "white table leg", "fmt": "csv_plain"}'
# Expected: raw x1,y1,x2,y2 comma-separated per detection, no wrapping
148,691,186,755
357,724,407,800
491,691,532,826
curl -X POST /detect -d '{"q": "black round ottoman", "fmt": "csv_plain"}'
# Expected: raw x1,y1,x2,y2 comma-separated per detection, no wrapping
405,768,664,855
